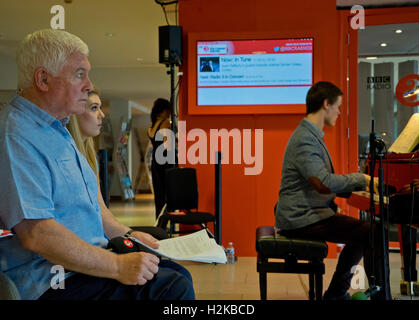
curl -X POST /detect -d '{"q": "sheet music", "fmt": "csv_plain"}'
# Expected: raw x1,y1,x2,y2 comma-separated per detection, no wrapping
158,230,216,257
389,113,419,153
129,229,227,263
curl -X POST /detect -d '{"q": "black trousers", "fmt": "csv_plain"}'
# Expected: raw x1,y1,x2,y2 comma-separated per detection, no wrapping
281,214,390,299
39,261,195,300
151,162,169,220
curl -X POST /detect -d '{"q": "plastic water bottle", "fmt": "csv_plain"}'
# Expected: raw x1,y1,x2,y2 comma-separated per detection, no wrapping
226,242,235,264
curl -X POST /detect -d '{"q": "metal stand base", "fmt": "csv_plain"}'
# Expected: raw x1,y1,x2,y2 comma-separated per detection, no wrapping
400,281,419,296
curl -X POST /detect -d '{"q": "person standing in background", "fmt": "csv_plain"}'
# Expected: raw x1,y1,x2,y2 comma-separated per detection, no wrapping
147,98,172,221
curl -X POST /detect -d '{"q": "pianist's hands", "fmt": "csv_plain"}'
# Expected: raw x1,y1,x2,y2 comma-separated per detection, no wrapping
398,179,419,194
363,174,379,194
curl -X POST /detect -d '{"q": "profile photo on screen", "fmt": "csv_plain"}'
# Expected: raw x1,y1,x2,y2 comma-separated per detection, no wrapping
199,57,220,72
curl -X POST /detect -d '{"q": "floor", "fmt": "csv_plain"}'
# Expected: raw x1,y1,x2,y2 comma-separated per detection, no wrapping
110,194,419,300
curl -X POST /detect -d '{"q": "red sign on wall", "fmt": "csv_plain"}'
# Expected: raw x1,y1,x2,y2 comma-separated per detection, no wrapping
396,74,419,107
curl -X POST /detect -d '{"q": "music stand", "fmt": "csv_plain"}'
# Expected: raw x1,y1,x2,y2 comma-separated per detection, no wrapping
368,119,392,300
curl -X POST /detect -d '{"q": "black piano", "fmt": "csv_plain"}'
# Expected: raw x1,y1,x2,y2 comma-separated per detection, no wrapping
348,151,419,294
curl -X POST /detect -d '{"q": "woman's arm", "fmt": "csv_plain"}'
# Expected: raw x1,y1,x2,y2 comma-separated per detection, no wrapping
97,177,159,248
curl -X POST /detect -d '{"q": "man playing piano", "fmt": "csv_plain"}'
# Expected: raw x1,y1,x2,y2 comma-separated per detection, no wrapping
275,81,388,300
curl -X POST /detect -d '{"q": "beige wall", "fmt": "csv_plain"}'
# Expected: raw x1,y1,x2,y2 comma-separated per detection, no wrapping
131,114,152,192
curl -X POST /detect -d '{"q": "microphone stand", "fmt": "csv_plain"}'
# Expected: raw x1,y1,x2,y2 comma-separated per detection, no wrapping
166,54,181,168
368,120,392,300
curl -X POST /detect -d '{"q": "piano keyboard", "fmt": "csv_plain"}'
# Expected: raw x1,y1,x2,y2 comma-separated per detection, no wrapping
351,191,389,205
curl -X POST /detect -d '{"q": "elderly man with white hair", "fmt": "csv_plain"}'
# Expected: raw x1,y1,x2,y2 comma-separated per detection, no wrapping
0,29,195,300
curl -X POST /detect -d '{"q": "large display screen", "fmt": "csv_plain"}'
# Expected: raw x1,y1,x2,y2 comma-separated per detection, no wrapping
196,38,313,106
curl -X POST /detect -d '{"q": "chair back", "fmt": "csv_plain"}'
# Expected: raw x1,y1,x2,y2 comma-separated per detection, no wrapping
165,167,198,211
97,149,110,208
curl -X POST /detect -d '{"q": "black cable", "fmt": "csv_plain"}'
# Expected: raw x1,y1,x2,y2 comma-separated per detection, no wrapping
161,5,170,25
408,187,415,299
175,1,178,25
170,75,181,133
175,75,182,119
383,144,392,298
378,142,391,298
384,145,390,234
154,0,178,25
368,133,388,296
408,157,416,299
154,0,178,5
168,70,181,134
174,75,181,91
368,149,376,290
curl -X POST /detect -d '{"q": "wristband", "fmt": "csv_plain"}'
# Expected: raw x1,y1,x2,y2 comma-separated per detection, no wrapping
124,229,134,238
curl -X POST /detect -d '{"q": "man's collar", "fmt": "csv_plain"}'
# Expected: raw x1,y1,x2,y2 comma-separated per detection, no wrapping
60,117,70,126
11,95,67,128
301,117,325,139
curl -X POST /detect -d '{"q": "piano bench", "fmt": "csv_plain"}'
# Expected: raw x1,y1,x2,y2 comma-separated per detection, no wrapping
256,226,328,300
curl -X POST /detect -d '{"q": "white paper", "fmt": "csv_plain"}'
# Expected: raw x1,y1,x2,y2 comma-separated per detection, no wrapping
128,229,227,264
389,113,419,153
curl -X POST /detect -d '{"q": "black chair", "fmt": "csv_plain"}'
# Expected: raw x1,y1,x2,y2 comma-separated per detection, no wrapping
97,149,168,240
159,167,216,238
97,149,110,208
256,226,328,300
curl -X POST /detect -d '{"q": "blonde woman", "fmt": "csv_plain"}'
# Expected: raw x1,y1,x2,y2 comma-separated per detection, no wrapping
67,88,193,283
67,88,161,245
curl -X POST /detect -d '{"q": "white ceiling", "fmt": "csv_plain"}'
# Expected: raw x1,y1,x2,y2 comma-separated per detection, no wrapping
0,0,418,110
359,22,419,56
0,0,178,110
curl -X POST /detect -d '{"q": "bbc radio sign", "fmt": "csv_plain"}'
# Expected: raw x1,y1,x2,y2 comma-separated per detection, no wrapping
366,76,392,90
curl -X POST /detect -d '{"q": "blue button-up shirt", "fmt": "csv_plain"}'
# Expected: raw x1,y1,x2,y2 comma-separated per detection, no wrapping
0,95,108,300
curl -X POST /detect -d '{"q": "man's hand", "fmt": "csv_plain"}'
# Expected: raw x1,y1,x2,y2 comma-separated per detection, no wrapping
364,174,379,194
398,179,419,194
115,252,159,285
131,231,159,249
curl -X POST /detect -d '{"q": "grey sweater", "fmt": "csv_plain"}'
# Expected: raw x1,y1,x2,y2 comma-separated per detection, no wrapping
275,118,366,230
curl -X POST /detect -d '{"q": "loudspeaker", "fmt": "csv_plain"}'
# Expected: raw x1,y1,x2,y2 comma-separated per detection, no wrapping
159,25,182,65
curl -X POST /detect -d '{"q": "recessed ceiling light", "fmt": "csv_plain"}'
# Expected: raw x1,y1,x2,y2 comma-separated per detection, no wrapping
395,29,403,34
105,33,114,37
380,43,387,47
136,57,144,62
366,56,377,60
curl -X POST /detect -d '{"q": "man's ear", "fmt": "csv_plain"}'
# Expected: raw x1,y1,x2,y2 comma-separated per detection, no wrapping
33,67,50,92
322,99,329,110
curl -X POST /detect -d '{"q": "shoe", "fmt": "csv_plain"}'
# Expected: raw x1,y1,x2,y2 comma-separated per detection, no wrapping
323,291,350,300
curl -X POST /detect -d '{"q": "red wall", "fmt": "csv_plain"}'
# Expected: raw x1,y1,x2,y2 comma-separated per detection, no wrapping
178,0,354,257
